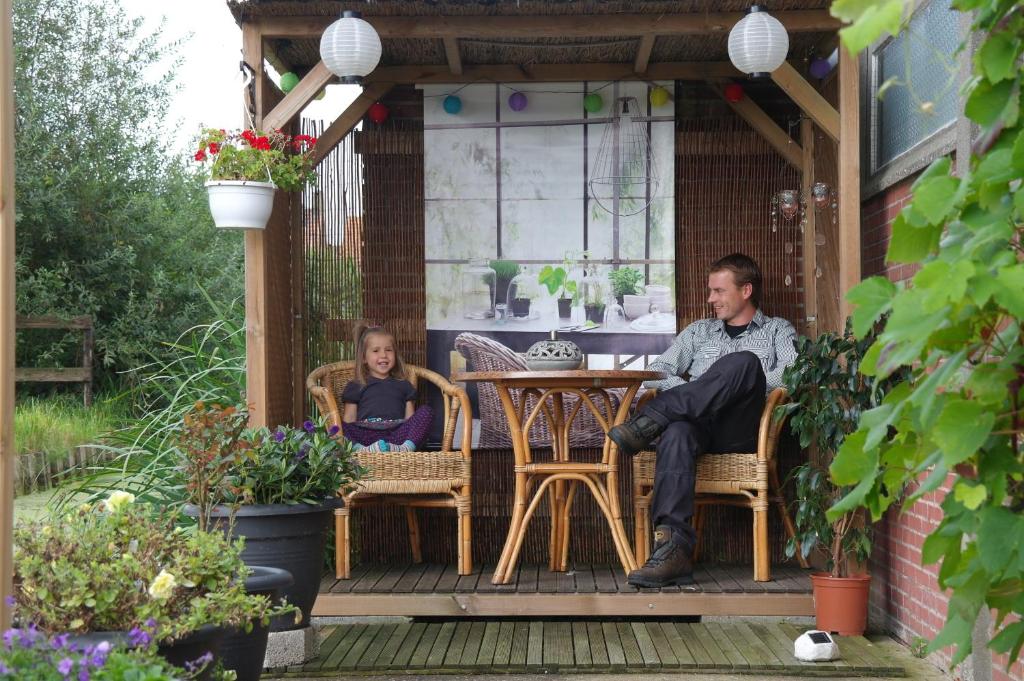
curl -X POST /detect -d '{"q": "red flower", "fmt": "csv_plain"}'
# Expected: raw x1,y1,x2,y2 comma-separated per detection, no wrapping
254,136,271,151
194,149,207,162
208,142,220,154
241,129,257,144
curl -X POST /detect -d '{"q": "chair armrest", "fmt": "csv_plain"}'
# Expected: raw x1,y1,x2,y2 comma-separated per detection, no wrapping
306,366,344,427
410,366,473,459
758,388,789,462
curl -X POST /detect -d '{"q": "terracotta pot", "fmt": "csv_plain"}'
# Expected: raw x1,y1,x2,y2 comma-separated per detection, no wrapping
810,572,871,636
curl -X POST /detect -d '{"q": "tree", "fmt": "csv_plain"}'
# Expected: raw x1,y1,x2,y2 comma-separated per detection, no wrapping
833,0,1024,669
12,0,243,384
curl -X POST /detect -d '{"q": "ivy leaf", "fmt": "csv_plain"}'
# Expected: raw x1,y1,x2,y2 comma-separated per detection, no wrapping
846,276,896,337
913,175,961,225
965,78,1016,127
932,398,995,467
886,213,942,263
835,0,906,55
953,481,988,511
978,31,1020,83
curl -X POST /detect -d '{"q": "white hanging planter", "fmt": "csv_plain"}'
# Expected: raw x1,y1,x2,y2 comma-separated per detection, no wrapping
205,180,277,230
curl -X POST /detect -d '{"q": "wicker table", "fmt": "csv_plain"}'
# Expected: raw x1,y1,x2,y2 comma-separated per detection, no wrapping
452,369,664,584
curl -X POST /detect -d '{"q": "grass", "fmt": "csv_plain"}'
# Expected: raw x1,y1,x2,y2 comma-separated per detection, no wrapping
14,394,126,462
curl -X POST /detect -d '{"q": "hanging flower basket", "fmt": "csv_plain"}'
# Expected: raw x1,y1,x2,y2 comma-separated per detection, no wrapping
205,180,276,230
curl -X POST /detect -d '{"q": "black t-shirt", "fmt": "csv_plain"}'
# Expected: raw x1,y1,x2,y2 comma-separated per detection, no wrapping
341,376,417,421
725,322,750,339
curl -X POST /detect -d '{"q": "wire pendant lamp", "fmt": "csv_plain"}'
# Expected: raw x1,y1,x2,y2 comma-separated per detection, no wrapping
588,96,659,217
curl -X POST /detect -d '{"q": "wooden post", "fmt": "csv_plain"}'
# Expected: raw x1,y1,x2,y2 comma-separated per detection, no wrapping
800,118,818,339
1,0,16,629
838,45,861,323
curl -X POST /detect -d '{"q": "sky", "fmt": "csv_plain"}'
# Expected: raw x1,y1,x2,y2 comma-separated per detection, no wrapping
120,0,360,151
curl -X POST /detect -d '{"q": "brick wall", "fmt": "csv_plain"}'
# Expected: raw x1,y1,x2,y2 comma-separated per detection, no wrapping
862,176,1024,681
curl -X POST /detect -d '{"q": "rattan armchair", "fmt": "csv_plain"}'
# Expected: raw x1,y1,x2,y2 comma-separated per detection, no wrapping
307,361,473,578
631,387,807,582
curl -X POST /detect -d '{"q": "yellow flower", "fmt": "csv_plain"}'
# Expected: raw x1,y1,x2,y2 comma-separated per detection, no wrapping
104,491,135,513
148,569,177,600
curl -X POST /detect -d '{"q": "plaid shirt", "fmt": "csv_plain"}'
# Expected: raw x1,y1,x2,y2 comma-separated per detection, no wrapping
645,309,798,394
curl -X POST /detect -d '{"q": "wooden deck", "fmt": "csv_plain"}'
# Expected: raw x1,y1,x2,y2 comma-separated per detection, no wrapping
270,621,904,677
314,562,815,617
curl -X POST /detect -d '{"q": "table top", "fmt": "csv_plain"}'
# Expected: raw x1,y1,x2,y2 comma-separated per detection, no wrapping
452,369,664,389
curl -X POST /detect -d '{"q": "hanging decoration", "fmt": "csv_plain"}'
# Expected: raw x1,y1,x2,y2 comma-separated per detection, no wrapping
724,83,745,103
809,57,833,80
588,96,660,217
368,102,389,124
770,189,803,233
649,86,670,108
320,10,382,83
770,184,837,234
443,95,463,114
727,5,789,78
508,91,528,111
583,92,604,113
280,72,300,93
811,182,838,226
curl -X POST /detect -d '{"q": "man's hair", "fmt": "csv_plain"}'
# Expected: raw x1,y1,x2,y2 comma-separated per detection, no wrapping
708,253,762,308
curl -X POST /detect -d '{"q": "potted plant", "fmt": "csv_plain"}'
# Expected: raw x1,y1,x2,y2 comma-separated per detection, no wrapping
11,492,282,681
608,266,644,305
177,402,363,633
538,265,578,319
778,321,906,636
489,259,521,307
194,128,317,230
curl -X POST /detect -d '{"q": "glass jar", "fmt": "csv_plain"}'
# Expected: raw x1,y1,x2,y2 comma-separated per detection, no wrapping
603,299,629,330
461,259,496,319
506,270,540,320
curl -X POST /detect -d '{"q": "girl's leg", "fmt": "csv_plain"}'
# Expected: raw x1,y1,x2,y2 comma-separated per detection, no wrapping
384,406,434,448
342,422,383,446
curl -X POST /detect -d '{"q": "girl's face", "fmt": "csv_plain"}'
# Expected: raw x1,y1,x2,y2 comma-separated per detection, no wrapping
363,333,396,379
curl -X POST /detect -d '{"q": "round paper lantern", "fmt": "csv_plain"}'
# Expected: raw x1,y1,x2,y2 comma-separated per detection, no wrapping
320,10,382,84
727,5,789,78
280,72,300,93
443,95,462,115
583,92,603,113
367,102,389,124
809,57,833,80
508,91,528,111
649,86,670,108
724,83,744,103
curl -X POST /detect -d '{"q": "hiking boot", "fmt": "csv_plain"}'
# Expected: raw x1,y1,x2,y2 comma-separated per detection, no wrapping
627,525,695,587
607,413,665,456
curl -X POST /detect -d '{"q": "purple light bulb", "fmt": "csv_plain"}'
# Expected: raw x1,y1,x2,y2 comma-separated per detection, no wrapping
508,91,528,111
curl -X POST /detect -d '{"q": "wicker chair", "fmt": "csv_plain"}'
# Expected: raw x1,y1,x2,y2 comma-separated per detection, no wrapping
307,361,473,578
453,332,618,448
631,387,807,582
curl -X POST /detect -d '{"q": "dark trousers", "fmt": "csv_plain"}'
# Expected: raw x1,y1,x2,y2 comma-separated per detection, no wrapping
341,406,434,447
641,351,767,547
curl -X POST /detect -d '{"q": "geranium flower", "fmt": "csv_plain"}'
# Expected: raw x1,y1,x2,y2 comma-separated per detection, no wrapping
194,149,207,162
208,141,220,154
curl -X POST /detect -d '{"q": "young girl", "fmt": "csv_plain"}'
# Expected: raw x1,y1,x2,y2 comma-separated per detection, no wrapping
341,324,433,452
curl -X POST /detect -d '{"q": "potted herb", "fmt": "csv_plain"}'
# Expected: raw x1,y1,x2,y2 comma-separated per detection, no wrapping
194,128,317,230
489,259,521,307
778,321,906,636
538,265,578,319
608,266,644,305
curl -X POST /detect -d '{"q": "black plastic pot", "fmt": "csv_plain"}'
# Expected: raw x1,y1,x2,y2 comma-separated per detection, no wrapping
557,297,572,319
221,565,294,681
584,303,605,324
510,297,531,318
158,623,225,681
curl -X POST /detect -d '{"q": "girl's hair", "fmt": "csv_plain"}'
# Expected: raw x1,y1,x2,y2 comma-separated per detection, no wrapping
352,322,407,385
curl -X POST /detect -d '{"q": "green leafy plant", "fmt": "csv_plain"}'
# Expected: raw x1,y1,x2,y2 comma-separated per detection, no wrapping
489,259,521,305
13,493,284,643
177,402,251,532
832,0,1024,667
195,128,317,192
608,266,645,302
538,265,577,301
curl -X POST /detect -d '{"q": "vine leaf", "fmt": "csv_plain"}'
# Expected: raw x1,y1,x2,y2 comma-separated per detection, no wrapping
932,398,995,467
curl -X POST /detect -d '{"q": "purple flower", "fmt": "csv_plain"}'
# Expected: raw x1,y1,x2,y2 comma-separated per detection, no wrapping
128,626,151,648
2,628,17,649
51,633,70,650
328,424,340,436
273,429,286,443
88,641,111,667
144,618,157,629
184,651,214,673
0,661,9,674
3,596,14,607
57,657,74,676
303,420,315,434
78,668,90,681
296,443,310,460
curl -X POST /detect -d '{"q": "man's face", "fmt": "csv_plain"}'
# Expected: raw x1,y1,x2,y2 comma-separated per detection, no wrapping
706,269,753,323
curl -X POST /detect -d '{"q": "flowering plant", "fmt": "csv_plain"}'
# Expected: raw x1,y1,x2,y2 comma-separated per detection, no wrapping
194,128,317,192
12,492,287,643
0,629,185,681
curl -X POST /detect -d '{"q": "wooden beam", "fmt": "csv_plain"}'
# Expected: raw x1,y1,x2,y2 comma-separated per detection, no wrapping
838,46,861,324
255,12,841,39
634,35,655,74
311,83,393,168
800,118,818,339
366,61,742,85
0,0,14,631
771,61,840,142
708,82,803,172
443,36,463,76
264,61,333,131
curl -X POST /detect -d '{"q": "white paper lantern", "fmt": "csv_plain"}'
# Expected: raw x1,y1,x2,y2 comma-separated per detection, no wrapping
320,10,382,83
728,5,789,78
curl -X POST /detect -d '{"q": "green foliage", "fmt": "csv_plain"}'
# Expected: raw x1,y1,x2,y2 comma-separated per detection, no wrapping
488,259,521,281
14,395,125,462
538,265,578,301
836,0,1024,667
0,630,184,681
196,128,317,192
608,266,645,301
13,0,244,384
13,496,280,642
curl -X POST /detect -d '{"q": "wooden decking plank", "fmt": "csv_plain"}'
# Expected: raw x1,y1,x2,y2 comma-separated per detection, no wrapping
491,621,516,667
442,621,473,667
389,622,428,669
454,563,484,593
411,562,446,593
537,565,559,593
320,624,367,670
509,621,530,670
475,564,499,593
687,623,732,669
632,622,665,667
601,621,627,669
773,565,812,593
351,564,389,593
526,621,545,669
659,621,696,669
587,621,610,669
328,562,373,592
672,622,714,668
407,623,442,669
705,564,745,593
592,564,619,593
748,622,817,671
433,563,462,593
545,621,574,668
475,621,501,667
610,565,634,592
371,566,410,593
734,621,785,669
556,567,577,593
392,563,428,593
840,634,903,673
704,622,749,668
517,564,539,593
338,624,383,670
302,625,346,671
721,564,769,592
424,621,457,668
459,621,488,667
356,623,398,669
643,621,677,668
615,621,644,667
829,635,876,671
572,621,593,667
693,564,723,592
319,573,337,594
574,564,597,593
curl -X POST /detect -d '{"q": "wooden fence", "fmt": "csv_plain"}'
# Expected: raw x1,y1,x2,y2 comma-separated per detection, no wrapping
13,445,110,496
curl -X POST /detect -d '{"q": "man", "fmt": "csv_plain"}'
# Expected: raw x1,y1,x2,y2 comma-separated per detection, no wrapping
608,253,797,587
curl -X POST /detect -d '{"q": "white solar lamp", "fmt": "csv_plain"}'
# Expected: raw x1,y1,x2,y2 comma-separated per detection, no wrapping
727,5,789,79
794,630,841,662
320,10,382,84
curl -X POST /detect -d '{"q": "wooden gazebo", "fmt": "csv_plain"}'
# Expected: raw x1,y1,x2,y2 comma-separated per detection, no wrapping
227,0,860,617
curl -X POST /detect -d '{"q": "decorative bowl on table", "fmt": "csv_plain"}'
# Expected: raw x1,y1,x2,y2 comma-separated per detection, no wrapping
525,330,583,371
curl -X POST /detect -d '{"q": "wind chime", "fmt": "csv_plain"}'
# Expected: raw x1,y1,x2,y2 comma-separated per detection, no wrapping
770,182,837,234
